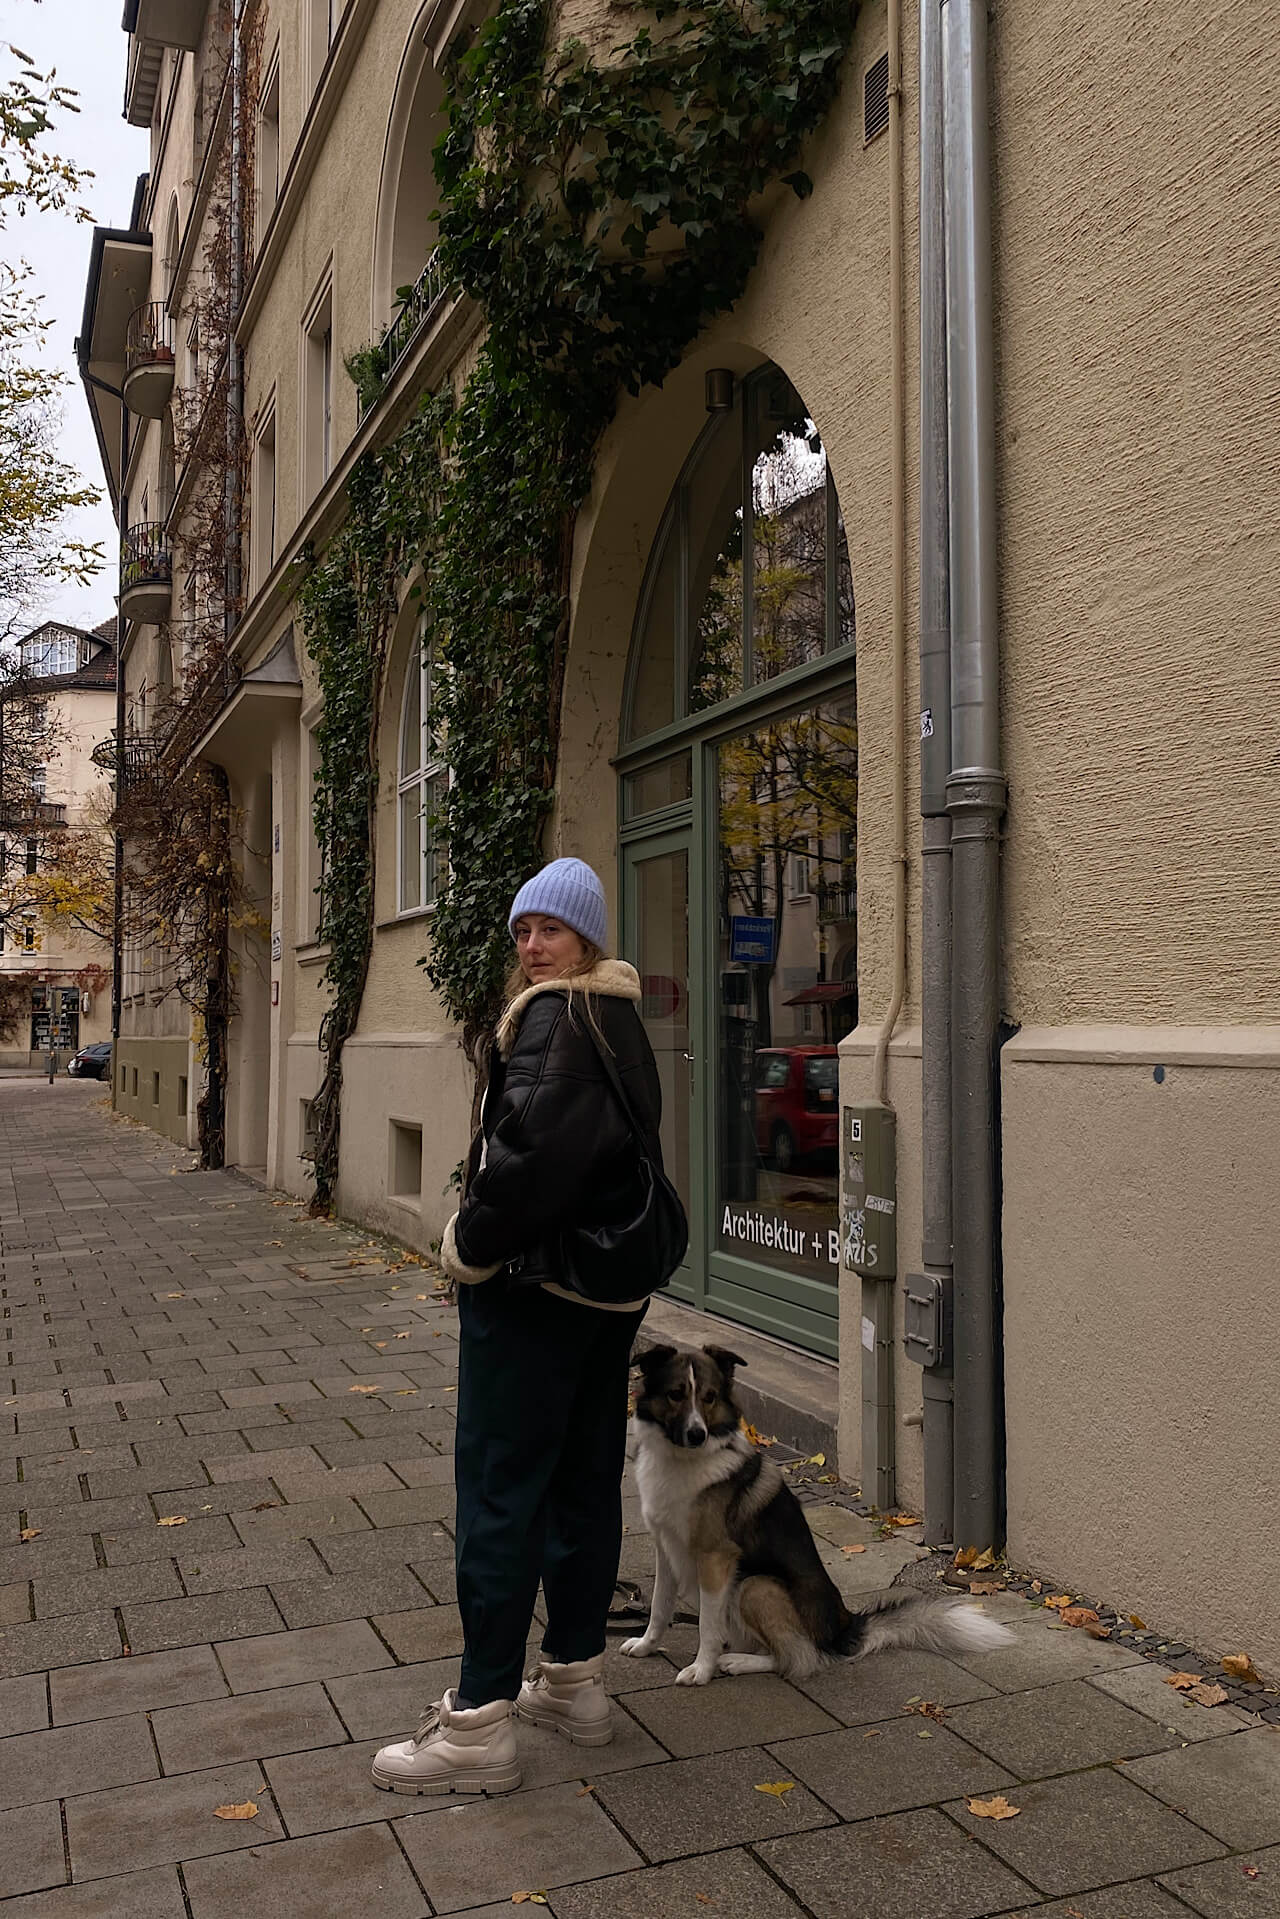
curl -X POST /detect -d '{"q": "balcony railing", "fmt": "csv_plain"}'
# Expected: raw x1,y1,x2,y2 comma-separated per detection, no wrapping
816,877,856,924
124,301,176,418
90,729,161,782
120,522,173,624
0,797,66,830
358,250,454,419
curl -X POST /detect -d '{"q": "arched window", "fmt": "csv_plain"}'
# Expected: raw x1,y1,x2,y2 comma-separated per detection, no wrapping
397,618,447,913
371,6,447,336
625,365,854,743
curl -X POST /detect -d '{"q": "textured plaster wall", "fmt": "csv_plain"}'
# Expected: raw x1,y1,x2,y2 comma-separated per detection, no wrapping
992,2,1280,1025
1002,1035,1280,1677
112,1037,195,1148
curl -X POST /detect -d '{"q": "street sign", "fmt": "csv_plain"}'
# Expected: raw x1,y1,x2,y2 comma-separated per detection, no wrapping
730,915,776,964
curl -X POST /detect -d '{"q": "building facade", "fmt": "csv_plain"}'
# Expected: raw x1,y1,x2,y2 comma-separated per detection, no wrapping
0,621,116,1066
81,1,1280,1671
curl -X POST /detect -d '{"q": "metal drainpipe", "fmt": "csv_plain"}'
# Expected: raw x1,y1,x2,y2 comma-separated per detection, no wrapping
224,0,245,638
918,0,954,1547
942,0,1007,1550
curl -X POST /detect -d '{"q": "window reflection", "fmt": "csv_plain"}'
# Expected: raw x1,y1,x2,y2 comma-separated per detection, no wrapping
715,699,858,1285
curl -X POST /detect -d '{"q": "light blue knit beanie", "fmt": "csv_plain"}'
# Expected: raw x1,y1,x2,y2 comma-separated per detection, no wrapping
508,857,607,949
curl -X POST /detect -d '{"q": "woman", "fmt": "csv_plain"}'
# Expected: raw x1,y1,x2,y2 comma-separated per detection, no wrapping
372,856,662,1795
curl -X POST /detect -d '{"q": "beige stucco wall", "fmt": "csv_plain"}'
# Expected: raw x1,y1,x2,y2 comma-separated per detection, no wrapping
113,1036,195,1147
1002,1030,1280,1675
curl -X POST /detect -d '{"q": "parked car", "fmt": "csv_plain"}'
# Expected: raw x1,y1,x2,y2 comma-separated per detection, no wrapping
67,1041,112,1081
753,1046,838,1172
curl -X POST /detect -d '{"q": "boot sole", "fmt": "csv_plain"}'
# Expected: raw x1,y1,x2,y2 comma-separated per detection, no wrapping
514,1703,614,1747
371,1763,522,1796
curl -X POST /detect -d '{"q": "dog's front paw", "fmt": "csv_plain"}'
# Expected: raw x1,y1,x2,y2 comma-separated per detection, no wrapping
675,1661,717,1686
619,1636,657,1658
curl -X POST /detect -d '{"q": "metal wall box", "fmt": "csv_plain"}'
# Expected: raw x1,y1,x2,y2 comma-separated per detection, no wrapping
841,1101,897,1277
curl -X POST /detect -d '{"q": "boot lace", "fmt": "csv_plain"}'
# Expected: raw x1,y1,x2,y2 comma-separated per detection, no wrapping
411,1701,443,1747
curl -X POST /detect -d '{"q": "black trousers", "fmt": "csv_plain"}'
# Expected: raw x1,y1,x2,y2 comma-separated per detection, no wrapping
453,1279,647,1707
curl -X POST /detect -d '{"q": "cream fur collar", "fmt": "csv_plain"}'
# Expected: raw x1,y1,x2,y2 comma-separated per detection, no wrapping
496,958,642,1059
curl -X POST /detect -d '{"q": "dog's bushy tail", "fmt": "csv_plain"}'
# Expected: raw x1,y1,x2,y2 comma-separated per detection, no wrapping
835,1587,1015,1661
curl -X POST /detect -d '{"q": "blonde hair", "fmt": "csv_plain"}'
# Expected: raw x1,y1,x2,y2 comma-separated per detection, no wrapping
505,939,610,1047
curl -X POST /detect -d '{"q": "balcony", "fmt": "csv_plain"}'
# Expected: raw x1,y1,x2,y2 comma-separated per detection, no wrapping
124,0,210,123
90,730,161,782
120,523,172,625
816,878,857,925
357,250,454,419
124,303,175,419
0,797,66,831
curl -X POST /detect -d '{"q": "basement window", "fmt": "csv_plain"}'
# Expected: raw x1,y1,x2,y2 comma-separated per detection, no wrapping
388,1119,423,1205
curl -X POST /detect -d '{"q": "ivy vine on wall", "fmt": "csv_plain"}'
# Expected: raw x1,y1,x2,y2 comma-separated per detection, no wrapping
299,0,856,1209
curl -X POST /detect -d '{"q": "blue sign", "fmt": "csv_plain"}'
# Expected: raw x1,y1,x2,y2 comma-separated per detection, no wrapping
730,915,777,964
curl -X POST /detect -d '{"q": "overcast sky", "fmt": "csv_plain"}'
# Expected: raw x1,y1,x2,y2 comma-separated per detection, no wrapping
2,0,147,635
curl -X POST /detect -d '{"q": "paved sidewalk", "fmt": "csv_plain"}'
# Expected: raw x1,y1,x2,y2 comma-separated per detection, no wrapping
1,1081,1277,1918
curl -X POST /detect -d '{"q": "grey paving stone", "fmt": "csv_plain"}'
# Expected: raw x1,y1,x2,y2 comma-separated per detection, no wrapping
121,1586,284,1653
620,1671,839,1757
1159,1844,1280,1918
515,1708,669,1790
758,1806,1035,1919
1089,1661,1261,1740
0,1609,121,1679
231,1494,373,1545
217,1618,394,1693
65,1761,285,1877
181,1821,428,1919
0,1864,187,1919
318,1521,453,1574
591,1745,835,1861
265,1735,415,1835
953,1617,1147,1692
0,1710,156,1808
408,1555,456,1603
944,1768,1226,1896
1001,1883,1204,1919
947,1677,1183,1777
220,1381,324,1407
771,1715,1014,1820
88,1463,209,1499
379,1453,455,1487
359,1486,454,1528
1123,1729,1280,1850
372,1602,465,1663
152,1479,279,1516
0,1798,66,1898
100,1512,239,1565
325,1658,461,1739
206,1445,324,1482
551,1846,811,1919
271,1462,406,1501
16,1492,155,1538
33,1555,183,1618
151,1680,347,1772
178,1540,327,1594
396,1778,643,1912
0,1670,48,1735
0,1578,30,1624
52,1643,228,1724
269,1565,430,1629
792,1647,1001,1725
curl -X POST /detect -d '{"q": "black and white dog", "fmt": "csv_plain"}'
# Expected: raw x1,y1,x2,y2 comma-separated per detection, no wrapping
621,1343,1014,1687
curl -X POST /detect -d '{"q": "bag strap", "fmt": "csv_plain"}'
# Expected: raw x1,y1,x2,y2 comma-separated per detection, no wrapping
576,1009,659,1164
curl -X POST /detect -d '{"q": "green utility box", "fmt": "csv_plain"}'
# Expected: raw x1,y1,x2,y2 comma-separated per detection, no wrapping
842,1101,897,1278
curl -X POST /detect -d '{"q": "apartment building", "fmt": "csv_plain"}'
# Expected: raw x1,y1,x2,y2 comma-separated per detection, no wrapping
79,1,1280,1670
0,621,116,1067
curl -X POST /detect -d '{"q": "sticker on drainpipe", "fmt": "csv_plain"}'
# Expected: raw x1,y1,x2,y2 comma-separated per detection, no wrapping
861,1314,875,1352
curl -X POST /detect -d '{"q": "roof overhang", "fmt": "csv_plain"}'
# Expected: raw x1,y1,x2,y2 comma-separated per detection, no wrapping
784,982,857,1007
192,629,302,770
76,225,153,505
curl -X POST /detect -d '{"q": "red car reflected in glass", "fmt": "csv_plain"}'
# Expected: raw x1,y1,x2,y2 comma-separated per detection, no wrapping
754,1047,839,1172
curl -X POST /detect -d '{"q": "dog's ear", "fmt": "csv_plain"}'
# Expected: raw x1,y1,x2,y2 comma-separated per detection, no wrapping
704,1344,747,1380
633,1343,678,1380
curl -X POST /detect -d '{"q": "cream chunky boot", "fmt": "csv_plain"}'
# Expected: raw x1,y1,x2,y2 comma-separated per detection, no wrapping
371,1691,521,1796
515,1654,613,1746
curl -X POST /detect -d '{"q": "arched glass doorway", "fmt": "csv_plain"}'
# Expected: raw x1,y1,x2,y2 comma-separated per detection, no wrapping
618,364,857,1356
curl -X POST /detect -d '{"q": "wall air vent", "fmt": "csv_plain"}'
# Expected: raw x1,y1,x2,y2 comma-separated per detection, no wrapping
864,51,890,145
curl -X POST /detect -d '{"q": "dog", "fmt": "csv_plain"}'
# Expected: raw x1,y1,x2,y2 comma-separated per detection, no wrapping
620,1342,1015,1687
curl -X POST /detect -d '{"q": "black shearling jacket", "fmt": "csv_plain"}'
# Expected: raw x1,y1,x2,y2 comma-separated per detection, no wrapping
444,960,663,1289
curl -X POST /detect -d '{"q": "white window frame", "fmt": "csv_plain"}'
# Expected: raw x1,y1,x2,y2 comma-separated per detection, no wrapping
396,617,447,916
256,47,281,243
301,268,335,508
251,393,277,590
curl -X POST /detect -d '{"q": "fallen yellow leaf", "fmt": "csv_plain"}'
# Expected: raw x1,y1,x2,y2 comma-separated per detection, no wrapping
970,1547,998,1571
969,1581,1004,1596
395,1331,412,1339
156,1515,188,1527
1222,1653,1262,1685
212,1802,259,1820
886,1513,920,1527
1128,1614,1147,1630
1043,1594,1075,1611
805,1453,826,1467
510,1895,548,1906
966,1795,1020,1821
348,1385,381,1394
19,1527,41,1542
1188,1681,1229,1707
1166,1672,1201,1691
1059,1606,1101,1630
754,1780,795,1797
954,1547,978,1568
841,1544,867,1555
